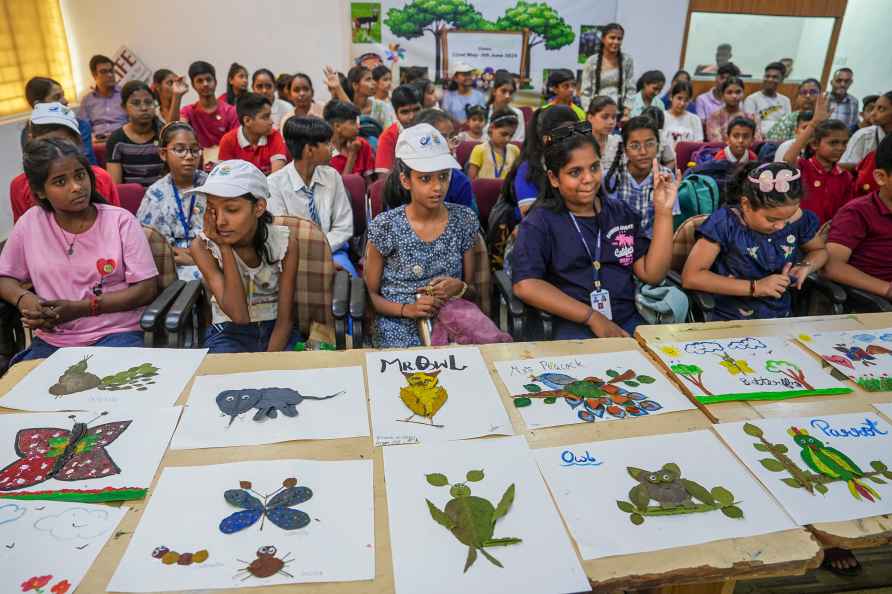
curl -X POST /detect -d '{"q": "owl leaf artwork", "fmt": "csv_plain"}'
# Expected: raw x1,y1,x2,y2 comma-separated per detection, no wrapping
616,463,743,525
398,370,448,428
48,356,160,397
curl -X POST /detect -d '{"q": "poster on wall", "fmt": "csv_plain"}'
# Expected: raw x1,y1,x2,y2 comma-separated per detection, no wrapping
112,46,153,85
350,0,618,90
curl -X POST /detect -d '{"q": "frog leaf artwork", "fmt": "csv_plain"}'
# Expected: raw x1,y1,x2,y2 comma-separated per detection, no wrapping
398,370,448,428
742,422,892,501
48,356,160,397
216,387,344,427
424,469,521,572
615,462,743,525
511,368,661,422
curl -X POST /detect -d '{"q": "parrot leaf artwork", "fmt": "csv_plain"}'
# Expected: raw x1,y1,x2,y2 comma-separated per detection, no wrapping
48,356,159,397
424,469,521,572
615,463,743,525
796,330,892,392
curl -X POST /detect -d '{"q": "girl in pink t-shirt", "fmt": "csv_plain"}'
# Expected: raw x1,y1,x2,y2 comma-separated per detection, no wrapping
0,138,159,363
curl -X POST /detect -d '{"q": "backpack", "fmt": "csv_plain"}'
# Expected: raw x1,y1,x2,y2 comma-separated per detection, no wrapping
758,141,780,163
358,115,383,152
674,173,720,228
486,193,521,269
690,144,722,166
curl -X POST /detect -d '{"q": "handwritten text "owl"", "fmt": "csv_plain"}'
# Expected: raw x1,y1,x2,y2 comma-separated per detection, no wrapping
560,450,603,467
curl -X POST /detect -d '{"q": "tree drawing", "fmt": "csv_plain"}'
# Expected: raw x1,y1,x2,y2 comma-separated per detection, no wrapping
384,0,491,81
765,360,814,390
495,1,575,80
670,364,713,396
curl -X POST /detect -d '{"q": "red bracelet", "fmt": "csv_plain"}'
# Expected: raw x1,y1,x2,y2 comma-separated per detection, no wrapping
90,295,101,316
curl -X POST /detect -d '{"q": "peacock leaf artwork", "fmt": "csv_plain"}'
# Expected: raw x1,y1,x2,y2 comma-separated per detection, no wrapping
616,463,743,525
742,422,892,501
512,369,662,422
424,469,521,573
48,356,160,397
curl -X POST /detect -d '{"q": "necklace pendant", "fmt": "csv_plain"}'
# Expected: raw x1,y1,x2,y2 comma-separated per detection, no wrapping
67,246,74,256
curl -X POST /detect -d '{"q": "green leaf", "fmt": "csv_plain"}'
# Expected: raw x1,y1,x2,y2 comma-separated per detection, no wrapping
630,513,644,525
627,467,644,480
624,380,640,387
721,505,744,519
636,375,656,384
711,486,734,507
663,463,681,476
870,461,888,472
605,369,619,378
523,383,542,392
494,483,516,519
513,397,532,408
868,475,886,484
743,423,764,438
466,469,484,482
759,458,785,472
629,484,650,511
753,443,770,452
883,471,892,480
543,397,557,404
781,477,803,488
775,444,789,454
815,483,829,494
426,473,449,487
426,499,454,529
682,479,715,505
616,500,635,513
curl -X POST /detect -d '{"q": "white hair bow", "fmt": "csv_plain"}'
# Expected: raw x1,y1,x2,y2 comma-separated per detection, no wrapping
748,168,801,193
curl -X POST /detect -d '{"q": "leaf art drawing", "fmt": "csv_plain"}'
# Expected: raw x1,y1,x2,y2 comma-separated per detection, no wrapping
48,356,159,397
151,546,209,566
616,463,743,526
399,370,448,428
235,545,294,581
798,330,892,392
216,387,344,427
219,477,312,534
425,469,521,573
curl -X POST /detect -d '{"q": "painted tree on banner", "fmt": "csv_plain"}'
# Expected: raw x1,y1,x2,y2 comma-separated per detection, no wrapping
494,1,575,80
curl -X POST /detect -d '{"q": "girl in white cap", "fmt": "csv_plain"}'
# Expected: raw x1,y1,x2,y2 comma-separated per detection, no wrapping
188,160,302,353
365,124,480,347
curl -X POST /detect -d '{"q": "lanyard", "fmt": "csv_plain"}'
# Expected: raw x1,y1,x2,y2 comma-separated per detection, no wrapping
490,144,507,178
171,179,197,241
568,212,602,290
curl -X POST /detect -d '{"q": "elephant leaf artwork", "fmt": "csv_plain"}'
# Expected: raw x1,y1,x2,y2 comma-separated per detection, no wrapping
216,388,343,427
48,356,159,397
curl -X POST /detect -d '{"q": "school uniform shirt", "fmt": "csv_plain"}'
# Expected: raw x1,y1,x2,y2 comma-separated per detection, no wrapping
510,197,650,339
0,204,158,346
105,126,164,186
714,147,757,163
485,104,525,142
840,125,886,168
827,192,892,282
605,165,680,238
697,206,819,320
829,93,859,129
468,142,520,180
374,122,402,174
270,98,293,129
279,103,326,129
180,100,239,148
440,89,487,124
627,91,665,118
266,163,354,252
217,126,288,175
705,108,762,143
9,167,121,223
742,91,791,136
330,137,375,178
694,89,723,122
77,86,128,137
664,110,704,148
796,156,853,225
445,169,478,212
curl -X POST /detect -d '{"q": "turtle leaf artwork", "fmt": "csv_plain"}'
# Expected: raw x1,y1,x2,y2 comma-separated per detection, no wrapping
424,469,521,572
235,545,293,581
219,477,312,534
742,423,892,501
48,356,159,397
615,463,743,525
512,368,661,422
398,370,448,428
151,546,209,566
216,387,344,427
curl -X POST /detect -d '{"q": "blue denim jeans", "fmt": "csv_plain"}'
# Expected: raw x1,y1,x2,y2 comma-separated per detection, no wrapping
205,320,303,354
10,330,145,365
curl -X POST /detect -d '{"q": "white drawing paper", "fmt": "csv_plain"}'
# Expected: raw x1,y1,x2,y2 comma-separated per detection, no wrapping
494,351,694,429
646,335,849,403
533,430,797,560
0,408,181,502
796,329,892,392
365,347,513,446
170,368,370,450
715,412,892,525
0,347,207,412
874,402,892,421
108,458,374,592
384,436,589,594
0,500,126,594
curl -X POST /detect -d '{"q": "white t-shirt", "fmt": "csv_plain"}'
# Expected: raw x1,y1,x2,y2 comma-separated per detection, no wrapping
773,139,799,162
743,91,791,136
840,125,886,167
663,111,704,148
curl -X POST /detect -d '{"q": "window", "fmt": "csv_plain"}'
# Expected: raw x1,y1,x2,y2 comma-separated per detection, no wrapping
0,0,75,117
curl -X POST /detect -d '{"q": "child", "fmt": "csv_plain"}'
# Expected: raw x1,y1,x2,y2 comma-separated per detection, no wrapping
364,124,480,347
467,109,520,180
706,76,761,142
604,116,679,237
276,74,293,105
694,62,741,123
23,76,97,165
218,93,288,174
587,96,620,165
180,61,239,149
219,63,248,106
781,95,852,224
0,138,159,363
773,110,814,162
511,129,676,339
372,65,392,102
441,62,486,124
682,162,828,320
11,103,120,222
106,80,164,186
544,69,586,121
323,100,375,179
345,65,395,128
857,95,879,131
137,122,207,281
281,73,324,125
628,70,666,118
663,81,703,148
767,79,822,142
188,160,302,353
714,117,758,163
486,71,525,141
251,68,293,129
840,91,892,169
268,117,356,276
411,78,439,110
823,134,892,299
375,85,422,175
457,105,487,143
661,70,690,109
151,69,188,124
743,62,790,136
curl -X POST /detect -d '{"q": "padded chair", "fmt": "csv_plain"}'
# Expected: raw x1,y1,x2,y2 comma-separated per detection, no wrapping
455,140,481,170
117,183,146,215
92,142,107,168
676,141,724,171
519,106,533,127
368,178,386,219
816,220,891,313
341,174,368,238
470,178,503,229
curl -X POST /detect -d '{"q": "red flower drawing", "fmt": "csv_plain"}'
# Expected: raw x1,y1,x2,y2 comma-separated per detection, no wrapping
51,580,71,594
20,575,52,591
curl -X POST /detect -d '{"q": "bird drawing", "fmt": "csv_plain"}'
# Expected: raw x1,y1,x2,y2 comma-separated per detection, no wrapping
833,344,877,366
788,426,880,502
398,370,448,428
822,355,854,370
866,344,892,356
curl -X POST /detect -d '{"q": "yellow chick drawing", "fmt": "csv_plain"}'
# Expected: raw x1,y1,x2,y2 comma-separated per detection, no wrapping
398,370,448,428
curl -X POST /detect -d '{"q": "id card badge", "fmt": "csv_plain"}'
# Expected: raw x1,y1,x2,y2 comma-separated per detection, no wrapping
589,288,612,320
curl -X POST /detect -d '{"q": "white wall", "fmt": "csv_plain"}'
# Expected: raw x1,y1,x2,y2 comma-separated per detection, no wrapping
832,0,892,100
0,120,24,241
617,0,689,82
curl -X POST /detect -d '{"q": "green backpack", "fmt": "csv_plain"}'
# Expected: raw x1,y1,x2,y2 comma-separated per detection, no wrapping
673,174,720,229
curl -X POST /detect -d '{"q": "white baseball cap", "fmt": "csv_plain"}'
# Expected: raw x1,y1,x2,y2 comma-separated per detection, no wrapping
30,102,80,136
451,62,475,76
396,124,460,173
183,160,270,201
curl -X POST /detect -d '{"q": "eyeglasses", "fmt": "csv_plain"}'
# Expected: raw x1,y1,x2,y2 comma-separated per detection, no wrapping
169,146,202,158
627,139,658,152
543,120,592,145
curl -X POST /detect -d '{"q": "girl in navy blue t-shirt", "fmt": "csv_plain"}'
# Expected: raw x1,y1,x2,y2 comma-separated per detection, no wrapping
682,161,828,320
511,126,677,339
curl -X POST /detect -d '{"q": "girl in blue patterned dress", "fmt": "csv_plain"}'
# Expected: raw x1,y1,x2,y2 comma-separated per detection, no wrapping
682,161,828,320
365,124,479,347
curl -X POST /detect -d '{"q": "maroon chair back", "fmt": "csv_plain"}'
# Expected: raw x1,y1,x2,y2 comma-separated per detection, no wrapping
676,141,723,170
368,178,386,219
93,142,107,168
519,106,533,127
455,140,481,169
341,174,368,237
116,183,145,215
471,178,503,229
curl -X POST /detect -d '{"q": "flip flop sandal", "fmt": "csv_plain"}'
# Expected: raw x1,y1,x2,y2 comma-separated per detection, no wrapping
821,547,862,577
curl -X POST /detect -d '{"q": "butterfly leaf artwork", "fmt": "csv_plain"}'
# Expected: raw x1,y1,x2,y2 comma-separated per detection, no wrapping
797,330,892,391
219,477,312,534
647,336,850,403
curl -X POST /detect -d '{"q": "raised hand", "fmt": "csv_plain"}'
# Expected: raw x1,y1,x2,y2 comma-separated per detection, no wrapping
652,160,680,215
